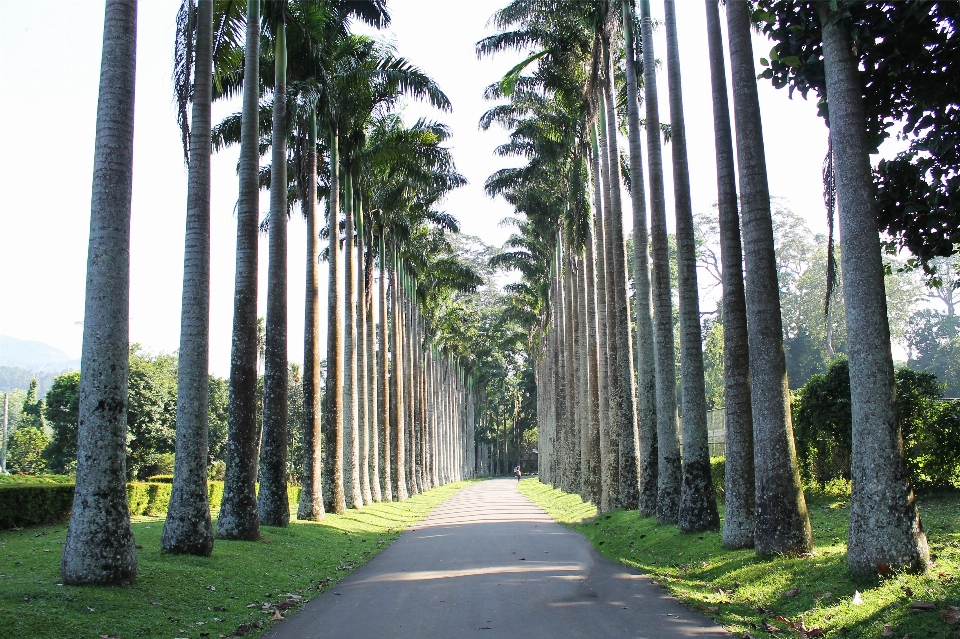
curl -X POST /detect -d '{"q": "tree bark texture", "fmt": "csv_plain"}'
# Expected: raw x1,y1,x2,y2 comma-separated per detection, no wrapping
819,1,929,577
258,21,290,528
61,0,139,586
343,176,362,510
664,0,720,534
727,0,811,555
217,0,261,542
705,0,754,549
623,0,659,518
378,249,392,501
640,0,681,524
163,0,215,555
297,107,325,522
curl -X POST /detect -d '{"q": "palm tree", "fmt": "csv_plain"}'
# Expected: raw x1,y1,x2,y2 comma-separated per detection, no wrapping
725,0,811,555
61,0,139,585
621,0,658,518
163,0,215,555
663,0,719,534
258,5,291,528
218,0,262,542
639,0,681,524
818,1,929,577
704,0,753,549
297,104,325,522
706,0,755,548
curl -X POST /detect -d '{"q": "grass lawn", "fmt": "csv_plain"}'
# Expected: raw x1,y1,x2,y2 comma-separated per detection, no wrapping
0,480,478,639
519,478,960,639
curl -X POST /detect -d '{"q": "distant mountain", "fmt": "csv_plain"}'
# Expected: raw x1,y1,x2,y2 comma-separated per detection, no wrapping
0,335,80,373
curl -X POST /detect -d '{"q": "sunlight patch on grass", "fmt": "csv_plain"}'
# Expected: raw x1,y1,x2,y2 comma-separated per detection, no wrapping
520,478,960,638
0,480,479,639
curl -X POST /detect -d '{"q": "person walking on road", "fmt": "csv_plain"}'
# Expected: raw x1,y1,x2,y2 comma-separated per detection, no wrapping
514,465,522,481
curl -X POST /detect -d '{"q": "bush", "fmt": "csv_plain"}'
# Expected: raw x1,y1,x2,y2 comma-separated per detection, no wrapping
711,457,725,500
0,484,74,528
792,358,960,489
6,427,51,475
145,474,174,483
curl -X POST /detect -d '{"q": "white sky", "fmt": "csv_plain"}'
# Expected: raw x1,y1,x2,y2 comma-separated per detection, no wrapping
1,0,847,377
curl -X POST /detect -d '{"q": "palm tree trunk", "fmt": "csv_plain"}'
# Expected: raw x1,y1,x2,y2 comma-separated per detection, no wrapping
323,130,346,515
622,0,659,518
378,243,392,501
596,101,623,507
562,248,579,493
663,0,720,534
391,250,408,501
297,106,325,522
601,39,641,511
357,205,373,506
726,0,811,554
258,20,290,528
217,0,261,542
61,0,139,586
639,0,681,524
365,235,381,502
343,174,362,510
704,0,752,549
590,122,613,511
163,0,215,554
581,226,602,506
819,1,929,576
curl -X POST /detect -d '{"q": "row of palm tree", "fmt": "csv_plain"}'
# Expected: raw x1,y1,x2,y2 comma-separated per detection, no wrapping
483,0,929,577
62,0,482,585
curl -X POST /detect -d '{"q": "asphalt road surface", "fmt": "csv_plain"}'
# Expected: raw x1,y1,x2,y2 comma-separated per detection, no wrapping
263,478,730,639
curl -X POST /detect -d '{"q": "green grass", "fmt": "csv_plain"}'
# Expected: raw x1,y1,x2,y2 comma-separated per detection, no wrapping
519,479,960,639
0,480,479,639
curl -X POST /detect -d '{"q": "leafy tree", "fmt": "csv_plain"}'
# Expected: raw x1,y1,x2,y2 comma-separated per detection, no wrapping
207,374,229,466
126,347,178,480
44,371,81,474
6,426,49,475
18,379,46,432
907,310,960,396
755,0,960,271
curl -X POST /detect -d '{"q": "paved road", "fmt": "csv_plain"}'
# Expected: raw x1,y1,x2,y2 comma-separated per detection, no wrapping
264,479,730,639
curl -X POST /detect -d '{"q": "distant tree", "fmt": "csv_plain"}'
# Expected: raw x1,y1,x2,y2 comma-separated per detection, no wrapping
18,379,46,431
126,347,178,480
44,371,81,474
7,426,49,474
207,375,229,465
907,310,960,396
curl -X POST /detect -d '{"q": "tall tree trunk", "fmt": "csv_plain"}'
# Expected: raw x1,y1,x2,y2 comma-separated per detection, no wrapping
323,131,346,515
343,174,362,509
390,251,408,501
378,244,392,501
622,0,659,516
297,107,325,522
664,0,720,534
258,20,290,528
590,123,614,511
640,0,682,524
819,1,929,576
601,39,641,511
365,235,381,502
358,210,372,505
704,0,753,549
581,222,602,506
218,0,261,542
726,0,811,555
61,0,139,585
562,248,579,493
163,0,215,555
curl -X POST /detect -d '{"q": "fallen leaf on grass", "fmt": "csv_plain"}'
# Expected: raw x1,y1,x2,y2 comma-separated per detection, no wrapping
762,622,782,633
805,628,824,638
784,587,800,598
941,607,960,625
851,591,863,605
697,604,719,613
231,620,263,637
271,610,283,621
911,601,937,611
881,623,894,637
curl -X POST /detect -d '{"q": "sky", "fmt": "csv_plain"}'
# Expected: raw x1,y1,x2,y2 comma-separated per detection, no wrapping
0,0,843,378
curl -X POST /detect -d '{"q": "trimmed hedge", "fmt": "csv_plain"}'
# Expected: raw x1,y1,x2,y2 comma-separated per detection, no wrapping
0,480,305,528
145,475,174,483
0,484,75,528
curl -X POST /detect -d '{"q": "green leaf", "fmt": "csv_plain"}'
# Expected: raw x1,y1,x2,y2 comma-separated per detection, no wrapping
760,57,770,67
781,56,802,67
